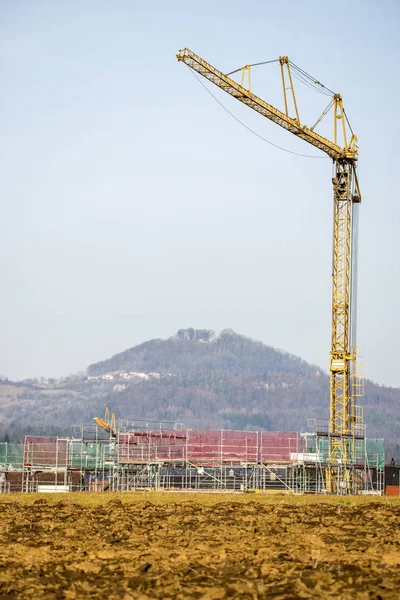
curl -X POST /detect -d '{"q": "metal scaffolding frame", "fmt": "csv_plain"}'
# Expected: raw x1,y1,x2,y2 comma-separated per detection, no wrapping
0,423,385,495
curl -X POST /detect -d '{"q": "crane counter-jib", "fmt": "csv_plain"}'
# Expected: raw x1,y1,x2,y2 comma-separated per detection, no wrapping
176,48,357,162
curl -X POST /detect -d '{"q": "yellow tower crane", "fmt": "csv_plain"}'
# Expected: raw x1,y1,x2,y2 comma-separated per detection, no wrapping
177,48,365,493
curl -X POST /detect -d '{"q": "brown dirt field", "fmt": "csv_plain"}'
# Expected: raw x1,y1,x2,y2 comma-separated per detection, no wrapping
0,493,399,599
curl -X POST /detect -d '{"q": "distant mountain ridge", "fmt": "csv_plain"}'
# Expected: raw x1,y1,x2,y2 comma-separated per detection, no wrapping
1,329,399,459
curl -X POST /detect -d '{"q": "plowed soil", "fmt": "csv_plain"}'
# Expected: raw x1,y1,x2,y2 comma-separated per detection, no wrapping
0,493,399,599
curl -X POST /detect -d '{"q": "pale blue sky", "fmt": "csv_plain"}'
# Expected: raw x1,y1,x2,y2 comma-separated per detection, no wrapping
1,0,399,386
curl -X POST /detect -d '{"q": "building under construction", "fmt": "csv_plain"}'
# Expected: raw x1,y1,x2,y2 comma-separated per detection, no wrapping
0,414,385,495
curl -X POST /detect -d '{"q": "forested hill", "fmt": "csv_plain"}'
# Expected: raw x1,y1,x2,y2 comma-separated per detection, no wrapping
87,329,319,378
1,329,399,459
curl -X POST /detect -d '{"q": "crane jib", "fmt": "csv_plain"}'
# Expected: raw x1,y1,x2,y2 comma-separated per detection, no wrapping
177,48,357,163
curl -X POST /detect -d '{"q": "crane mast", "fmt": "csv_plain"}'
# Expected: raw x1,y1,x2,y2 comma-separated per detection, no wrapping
177,48,364,493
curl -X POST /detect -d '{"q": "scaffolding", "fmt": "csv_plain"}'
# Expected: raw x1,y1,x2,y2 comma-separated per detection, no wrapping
304,419,385,494
0,421,383,494
0,443,24,493
0,443,24,470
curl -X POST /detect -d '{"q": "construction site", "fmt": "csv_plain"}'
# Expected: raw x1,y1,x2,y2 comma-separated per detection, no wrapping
1,52,395,497
0,408,385,494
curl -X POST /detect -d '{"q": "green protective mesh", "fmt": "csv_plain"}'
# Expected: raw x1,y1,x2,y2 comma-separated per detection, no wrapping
69,442,117,470
0,443,24,468
365,439,385,469
307,438,384,468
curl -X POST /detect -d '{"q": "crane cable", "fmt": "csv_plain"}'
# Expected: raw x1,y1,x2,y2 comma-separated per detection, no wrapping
290,69,332,97
187,67,328,160
226,59,279,76
289,61,335,96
